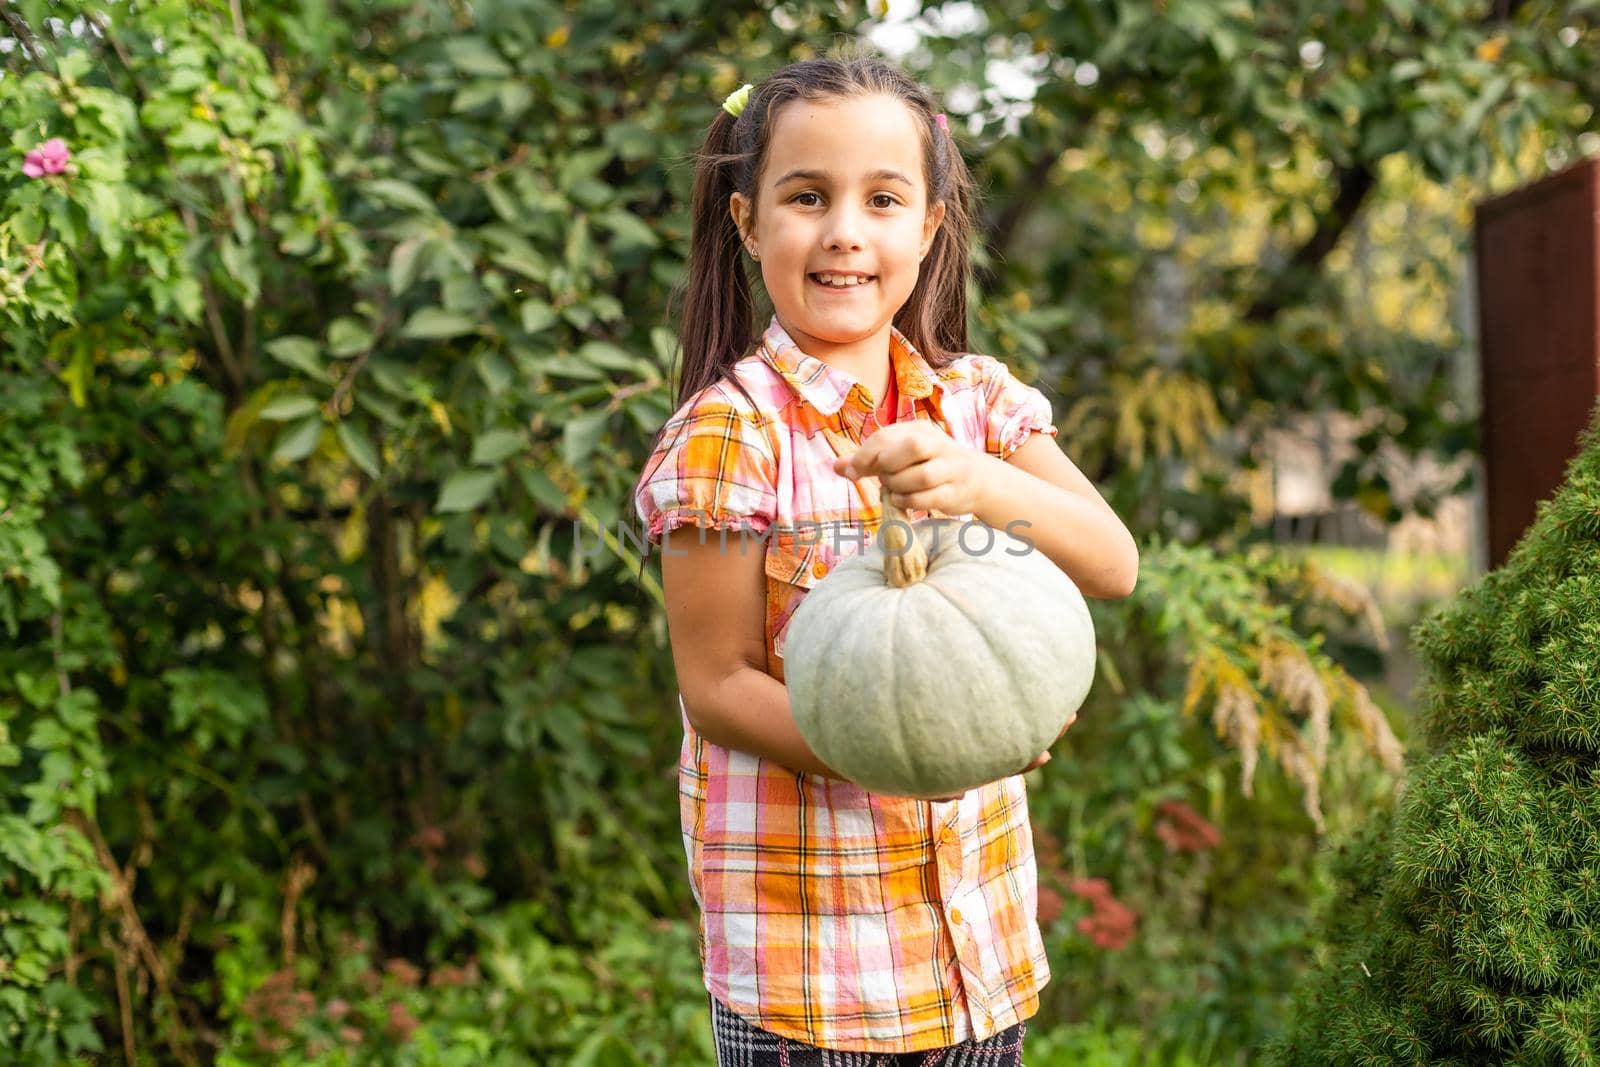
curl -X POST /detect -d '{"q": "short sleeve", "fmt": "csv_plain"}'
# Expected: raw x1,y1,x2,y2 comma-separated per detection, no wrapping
974,355,1059,461
633,386,778,547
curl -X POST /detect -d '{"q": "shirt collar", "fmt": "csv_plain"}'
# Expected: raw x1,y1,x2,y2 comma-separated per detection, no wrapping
756,315,950,417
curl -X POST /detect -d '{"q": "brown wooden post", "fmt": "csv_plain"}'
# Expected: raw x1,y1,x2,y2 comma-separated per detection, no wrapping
1474,156,1600,570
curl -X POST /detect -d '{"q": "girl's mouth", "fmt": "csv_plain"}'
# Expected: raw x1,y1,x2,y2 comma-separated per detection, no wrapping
809,272,876,291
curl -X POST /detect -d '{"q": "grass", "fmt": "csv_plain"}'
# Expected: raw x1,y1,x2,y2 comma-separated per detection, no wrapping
1280,544,1473,628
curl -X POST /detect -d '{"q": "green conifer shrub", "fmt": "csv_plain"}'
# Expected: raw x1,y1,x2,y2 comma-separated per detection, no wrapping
1270,403,1600,1064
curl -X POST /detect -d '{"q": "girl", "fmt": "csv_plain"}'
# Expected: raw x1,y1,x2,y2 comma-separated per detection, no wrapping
631,48,1139,1066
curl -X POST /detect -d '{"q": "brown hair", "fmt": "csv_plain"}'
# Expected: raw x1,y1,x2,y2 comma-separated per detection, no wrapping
630,44,979,575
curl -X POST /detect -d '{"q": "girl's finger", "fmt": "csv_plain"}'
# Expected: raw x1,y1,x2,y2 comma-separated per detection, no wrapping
889,488,935,512
839,440,890,479
881,458,943,495
861,427,936,478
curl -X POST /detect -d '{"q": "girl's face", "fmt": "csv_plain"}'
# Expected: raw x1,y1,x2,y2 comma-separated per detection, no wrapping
730,94,946,362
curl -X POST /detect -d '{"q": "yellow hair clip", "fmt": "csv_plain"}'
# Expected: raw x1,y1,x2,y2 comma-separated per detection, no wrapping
722,83,753,118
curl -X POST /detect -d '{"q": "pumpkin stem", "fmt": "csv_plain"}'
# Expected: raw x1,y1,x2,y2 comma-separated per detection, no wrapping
878,482,928,588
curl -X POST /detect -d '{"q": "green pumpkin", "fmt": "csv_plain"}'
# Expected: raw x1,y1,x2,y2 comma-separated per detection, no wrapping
782,494,1097,799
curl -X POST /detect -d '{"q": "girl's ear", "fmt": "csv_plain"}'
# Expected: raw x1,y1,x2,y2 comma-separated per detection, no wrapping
920,199,947,259
729,191,753,246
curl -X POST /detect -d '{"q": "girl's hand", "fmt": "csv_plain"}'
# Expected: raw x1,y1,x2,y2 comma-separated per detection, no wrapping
922,751,1052,804
833,423,987,517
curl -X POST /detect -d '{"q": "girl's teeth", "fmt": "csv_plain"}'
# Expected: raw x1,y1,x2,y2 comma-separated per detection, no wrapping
818,274,867,287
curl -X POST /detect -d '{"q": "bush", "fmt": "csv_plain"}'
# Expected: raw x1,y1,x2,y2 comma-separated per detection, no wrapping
1271,402,1600,1063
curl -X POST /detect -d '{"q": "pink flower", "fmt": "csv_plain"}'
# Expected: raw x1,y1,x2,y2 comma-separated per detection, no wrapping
22,138,70,179
1068,876,1138,950
1153,799,1222,854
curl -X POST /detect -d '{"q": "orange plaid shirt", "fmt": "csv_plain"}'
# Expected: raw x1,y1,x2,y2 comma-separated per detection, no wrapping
634,316,1060,1053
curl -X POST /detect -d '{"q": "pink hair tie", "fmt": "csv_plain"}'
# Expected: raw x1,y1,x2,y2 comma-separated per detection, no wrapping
934,112,949,133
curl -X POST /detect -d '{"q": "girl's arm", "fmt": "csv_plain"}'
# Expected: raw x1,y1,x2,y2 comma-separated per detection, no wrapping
661,529,849,780
971,435,1139,599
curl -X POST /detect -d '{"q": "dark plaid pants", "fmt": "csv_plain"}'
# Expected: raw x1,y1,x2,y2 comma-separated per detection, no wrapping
709,993,1026,1067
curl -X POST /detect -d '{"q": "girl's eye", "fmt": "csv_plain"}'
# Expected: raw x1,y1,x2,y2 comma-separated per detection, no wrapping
790,192,899,208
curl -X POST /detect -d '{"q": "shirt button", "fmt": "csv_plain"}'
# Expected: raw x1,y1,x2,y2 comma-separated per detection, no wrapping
949,907,963,925
811,560,828,578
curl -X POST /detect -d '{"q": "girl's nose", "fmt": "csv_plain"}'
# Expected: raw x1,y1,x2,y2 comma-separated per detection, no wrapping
821,206,866,253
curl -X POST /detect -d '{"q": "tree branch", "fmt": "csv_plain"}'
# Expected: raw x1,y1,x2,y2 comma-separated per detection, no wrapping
976,148,1059,296
1243,161,1376,323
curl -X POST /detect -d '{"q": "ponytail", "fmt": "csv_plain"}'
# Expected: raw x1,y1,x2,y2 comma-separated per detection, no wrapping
628,106,766,583
675,108,761,413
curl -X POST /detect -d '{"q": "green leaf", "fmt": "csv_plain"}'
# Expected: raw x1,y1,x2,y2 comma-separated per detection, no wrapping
562,411,609,468
650,326,679,369
499,81,533,116
1360,115,1409,158
570,1031,644,1067
436,469,501,513
564,215,594,273
260,395,320,421
171,276,204,322
357,392,406,428
444,37,513,77
389,237,427,296
171,119,219,151
1459,74,1512,139
558,147,613,193
1392,59,1427,81
471,429,525,465
272,415,323,463
520,466,568,512
568,178,614,210
366,359,410,398
405,145,459,176
328,317,374,357
602,121,655,163
487,236,551,280
588,293,624,323
401,308,478,340
578,340,655,379
521,300,558,334
452,81,501,112
218,235,261,307
363,179,437,214
265,336,329,382
336,421,381,478
476,352,514,395
526,354,605,382
596,210,660,249
484,178,521,224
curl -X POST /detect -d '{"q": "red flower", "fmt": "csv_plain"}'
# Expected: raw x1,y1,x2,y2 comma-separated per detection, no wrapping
1068,877,1111,902
384,957,422,987
386,1001,419,1043
1153,799,1222,854
1068,877,1138,950
1038,886,1064,926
